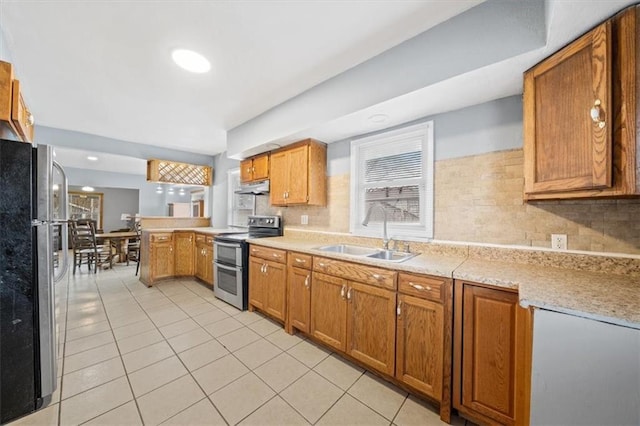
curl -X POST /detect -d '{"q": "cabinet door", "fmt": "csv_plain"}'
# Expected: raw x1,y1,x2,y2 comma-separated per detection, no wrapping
264,260,287,321
396,294,443,400
174,233,194,276
346,281,396,376
269,151,288,205
153,243,175,279
524,21,612,195
461,284,518,425
194,245,205,280
289,266,311,333
311,272,347,352
286,145,309,204
252,154,269,181
205,247,214,285
249,256,266,310
240,159,254,183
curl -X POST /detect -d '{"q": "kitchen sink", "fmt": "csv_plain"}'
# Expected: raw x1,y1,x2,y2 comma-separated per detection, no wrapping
315,244,418,263
366,250,418,263
315,244,380,256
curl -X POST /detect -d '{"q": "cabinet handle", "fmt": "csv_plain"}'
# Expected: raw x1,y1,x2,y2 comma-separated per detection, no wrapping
371,273,383,280
251,248,258,253
246,168,251,173
264,264,268,274
272,253,281,259
340,285,346,299
590,99,606,129
27,112,34,126
409,282,431,291
295,258,306,264
347,287,352,301
252,167,255,172
169,246,173,252
397,301,402,316
317,262,326,268
304,275,310,289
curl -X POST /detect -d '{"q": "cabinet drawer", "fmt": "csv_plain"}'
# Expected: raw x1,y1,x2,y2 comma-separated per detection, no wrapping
250,245,287,263
398,273,445,303
313,257,396,290
151,233,173,243
195,234,206,244
288,252,312,270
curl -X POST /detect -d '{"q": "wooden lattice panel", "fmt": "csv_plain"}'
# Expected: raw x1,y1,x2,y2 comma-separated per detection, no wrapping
147,159,213,186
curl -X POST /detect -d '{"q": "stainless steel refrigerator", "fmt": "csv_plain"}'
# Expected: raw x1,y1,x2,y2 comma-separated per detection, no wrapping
0,138,69,423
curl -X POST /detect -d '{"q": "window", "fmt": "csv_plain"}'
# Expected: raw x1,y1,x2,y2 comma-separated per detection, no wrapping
350,121,434,239
227,169,254,227
69,192,103,229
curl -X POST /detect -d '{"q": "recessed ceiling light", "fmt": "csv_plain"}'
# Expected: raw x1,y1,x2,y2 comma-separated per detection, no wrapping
171,49,211,73
87,156,98,161
367,113,389,124
82,186,94,192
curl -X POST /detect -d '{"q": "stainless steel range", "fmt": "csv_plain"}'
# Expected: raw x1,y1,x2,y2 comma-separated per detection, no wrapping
213,215,283,310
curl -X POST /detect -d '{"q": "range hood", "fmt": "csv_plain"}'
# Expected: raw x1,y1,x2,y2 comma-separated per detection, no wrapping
235,179,269,195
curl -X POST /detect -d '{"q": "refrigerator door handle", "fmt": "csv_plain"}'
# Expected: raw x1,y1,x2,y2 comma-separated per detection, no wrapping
52,161,69,282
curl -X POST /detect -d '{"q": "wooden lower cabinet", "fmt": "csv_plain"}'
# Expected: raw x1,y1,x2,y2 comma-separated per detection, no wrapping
288,252,312,333
453,281,532,426
310,272,347,351
194,235,213,286
310,271,396,376
174,232,194,276
150,235,174,281
347,281,396,376
396,293,444,400
248,255,287,321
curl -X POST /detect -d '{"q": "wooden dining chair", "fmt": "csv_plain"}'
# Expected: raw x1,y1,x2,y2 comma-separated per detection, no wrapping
70,221,113,274
127,222,142,275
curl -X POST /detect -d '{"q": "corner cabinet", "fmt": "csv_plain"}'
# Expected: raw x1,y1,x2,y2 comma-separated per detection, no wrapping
453,281,532,426
140,232,175,285
240,153,269,183
270,139,327,206
523,6,640,200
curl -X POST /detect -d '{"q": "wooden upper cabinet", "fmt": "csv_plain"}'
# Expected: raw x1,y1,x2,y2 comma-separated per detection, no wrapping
0,61,34,143
269,139,327,206
524,6,640,200
240,153,269,183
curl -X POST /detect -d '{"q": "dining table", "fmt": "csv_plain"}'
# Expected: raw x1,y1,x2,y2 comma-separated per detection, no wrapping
95,231,138,263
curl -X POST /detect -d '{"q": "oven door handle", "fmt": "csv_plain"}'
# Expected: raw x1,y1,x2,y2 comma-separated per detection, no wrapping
214,262,242,272
215,241,242,249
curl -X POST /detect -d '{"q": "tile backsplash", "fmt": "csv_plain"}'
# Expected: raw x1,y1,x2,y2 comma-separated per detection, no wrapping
259,149,640,255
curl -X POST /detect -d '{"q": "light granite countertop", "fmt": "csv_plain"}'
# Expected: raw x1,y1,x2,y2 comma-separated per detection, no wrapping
453,259,639,329
142,227,243,235
247,234,640,330
246,236,467,278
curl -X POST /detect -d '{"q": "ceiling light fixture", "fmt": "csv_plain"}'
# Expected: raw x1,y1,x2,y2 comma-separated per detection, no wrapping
367,113,389,124
171,49,211,73
81,186,94,192
87,156,98,161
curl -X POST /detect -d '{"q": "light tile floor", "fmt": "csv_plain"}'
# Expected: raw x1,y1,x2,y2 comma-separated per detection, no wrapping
10,264,469,426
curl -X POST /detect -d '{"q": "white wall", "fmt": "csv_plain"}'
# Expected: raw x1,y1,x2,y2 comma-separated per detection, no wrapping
530,309,640,426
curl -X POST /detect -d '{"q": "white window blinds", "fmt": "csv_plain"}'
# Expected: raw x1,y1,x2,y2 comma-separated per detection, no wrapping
350,121,434,239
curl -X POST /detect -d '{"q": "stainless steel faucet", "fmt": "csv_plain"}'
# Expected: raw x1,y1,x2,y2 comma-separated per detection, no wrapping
362,203,392,250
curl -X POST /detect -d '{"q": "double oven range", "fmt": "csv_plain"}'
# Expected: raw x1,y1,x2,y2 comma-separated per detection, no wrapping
213,215,283,310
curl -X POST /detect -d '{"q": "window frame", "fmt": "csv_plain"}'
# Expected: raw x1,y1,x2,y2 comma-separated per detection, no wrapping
349,121,434,240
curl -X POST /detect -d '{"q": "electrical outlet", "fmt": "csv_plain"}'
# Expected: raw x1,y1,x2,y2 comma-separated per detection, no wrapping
551,234,567,250
301,215,309,225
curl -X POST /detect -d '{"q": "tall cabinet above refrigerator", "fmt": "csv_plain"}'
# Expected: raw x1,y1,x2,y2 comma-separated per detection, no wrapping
0,138,68,423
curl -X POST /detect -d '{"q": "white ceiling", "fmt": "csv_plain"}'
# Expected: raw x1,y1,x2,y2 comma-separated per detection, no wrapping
53,146,147,175
0,0,483,156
